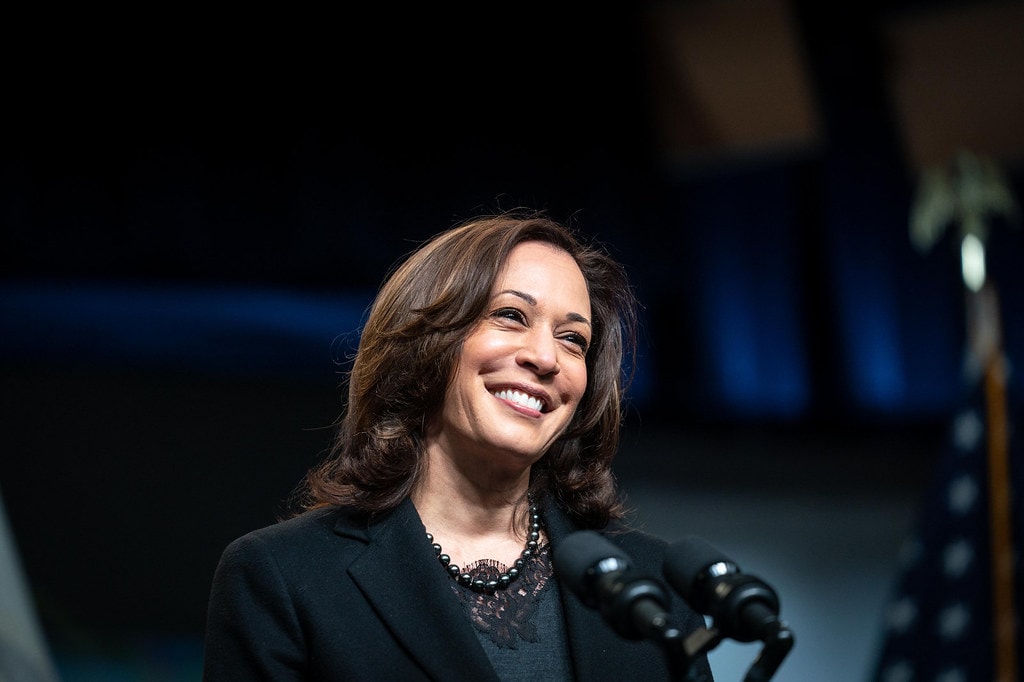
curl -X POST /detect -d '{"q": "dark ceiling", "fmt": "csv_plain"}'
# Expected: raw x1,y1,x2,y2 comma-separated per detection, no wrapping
7,1,1018,289
3,0,1022,422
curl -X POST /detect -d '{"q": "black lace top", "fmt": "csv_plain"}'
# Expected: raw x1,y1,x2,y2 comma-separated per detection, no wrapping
448,542,572,680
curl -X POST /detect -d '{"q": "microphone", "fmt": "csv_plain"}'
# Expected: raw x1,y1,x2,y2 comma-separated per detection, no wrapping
554,530,678,642
663,535,785,643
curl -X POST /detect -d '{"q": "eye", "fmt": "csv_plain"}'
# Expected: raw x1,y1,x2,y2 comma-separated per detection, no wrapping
491,307,526,324
562,332,590,355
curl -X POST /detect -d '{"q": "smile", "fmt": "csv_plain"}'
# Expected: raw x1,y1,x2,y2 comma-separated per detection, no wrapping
493,389,546,412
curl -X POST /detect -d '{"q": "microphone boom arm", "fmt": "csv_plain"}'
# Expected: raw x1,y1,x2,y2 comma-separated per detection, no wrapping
743,619,795,682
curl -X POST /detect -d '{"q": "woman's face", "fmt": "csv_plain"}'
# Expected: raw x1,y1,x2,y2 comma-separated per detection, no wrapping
432,241,592,476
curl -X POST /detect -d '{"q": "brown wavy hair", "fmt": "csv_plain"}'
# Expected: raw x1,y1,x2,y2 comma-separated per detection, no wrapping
299,211,638,528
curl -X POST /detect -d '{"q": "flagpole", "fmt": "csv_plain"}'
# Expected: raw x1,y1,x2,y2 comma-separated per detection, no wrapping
970,281,1017,682
913,149,1020,681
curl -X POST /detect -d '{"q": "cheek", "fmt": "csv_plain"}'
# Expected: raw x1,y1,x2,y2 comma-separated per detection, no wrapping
462,330,512,369
564,361,589,403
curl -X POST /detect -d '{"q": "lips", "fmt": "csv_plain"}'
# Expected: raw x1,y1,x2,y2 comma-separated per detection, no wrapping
492,388,547,412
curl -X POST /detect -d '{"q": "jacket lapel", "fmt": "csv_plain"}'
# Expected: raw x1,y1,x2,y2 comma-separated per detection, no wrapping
341,498,500,682
545,504,629,679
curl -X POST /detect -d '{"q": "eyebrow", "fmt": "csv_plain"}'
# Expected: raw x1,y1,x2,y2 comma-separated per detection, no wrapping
499,289,592,326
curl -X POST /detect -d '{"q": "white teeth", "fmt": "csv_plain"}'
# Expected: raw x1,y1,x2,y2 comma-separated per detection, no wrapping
494,389,543,411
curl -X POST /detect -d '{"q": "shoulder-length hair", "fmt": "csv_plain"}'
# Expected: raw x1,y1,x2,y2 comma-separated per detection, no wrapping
299,211,638,528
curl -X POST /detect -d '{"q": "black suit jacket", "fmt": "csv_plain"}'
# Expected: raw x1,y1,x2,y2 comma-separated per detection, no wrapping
203,496,714,681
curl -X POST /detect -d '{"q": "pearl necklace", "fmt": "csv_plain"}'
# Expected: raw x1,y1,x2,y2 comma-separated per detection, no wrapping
426,500,542,594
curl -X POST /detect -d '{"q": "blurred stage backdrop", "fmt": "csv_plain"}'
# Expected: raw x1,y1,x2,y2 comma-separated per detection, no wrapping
2,2,1023,681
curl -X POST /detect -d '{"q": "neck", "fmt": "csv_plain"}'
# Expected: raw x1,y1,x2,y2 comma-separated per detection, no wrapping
412,485,529,538
412,480,535,570
413,448,531,530
419,493,544,594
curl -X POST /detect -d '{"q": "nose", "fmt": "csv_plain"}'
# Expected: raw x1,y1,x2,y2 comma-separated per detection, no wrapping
517,327,560,376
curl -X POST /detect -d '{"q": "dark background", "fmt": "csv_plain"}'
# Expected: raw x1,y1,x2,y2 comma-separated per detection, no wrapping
2,1,1022,679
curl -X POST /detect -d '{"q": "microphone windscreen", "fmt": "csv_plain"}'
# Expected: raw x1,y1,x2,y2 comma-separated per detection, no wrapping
663,535,732,602
553,530,630,596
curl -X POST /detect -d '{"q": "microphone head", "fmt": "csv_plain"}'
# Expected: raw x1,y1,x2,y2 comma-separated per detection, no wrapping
553,530,632,602
555,530,675,641
663,535,737,606
664,536,782,642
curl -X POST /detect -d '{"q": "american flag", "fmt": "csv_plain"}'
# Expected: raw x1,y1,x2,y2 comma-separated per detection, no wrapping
870,366,1023,682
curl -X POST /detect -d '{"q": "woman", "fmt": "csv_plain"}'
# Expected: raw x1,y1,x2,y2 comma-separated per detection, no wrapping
203,212,714,681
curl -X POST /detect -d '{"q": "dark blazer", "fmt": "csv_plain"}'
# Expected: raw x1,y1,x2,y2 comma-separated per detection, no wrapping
203,497,714,681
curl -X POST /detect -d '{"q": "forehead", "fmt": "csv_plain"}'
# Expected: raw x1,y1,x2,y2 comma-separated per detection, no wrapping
494,241,591,312
496,241,583,282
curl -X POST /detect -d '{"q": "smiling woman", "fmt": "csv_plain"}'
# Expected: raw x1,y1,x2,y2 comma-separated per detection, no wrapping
201,211,716,681
428,241,593,494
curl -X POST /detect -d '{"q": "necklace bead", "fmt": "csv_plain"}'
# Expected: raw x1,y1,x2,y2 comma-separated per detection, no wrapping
426,501,542,595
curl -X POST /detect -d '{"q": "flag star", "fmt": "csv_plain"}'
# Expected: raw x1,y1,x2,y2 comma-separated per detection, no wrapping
935,667,967,682
952,409,983,452
947,475,978,515
880,660,913,682
937,602,971,639
942,538,974,578
886,597,917,633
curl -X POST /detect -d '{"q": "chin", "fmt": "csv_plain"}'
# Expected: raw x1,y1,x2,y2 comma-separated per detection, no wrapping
487,437,549,463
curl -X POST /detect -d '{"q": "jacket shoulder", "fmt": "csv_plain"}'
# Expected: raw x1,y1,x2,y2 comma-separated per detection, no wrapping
603,523,669,563
220,505,370,560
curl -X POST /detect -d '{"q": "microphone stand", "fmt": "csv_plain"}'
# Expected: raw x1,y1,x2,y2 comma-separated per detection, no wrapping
646,614,690,682
602,576,707,682
672,624,723,681
660,618,794,682
741,619,794,682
